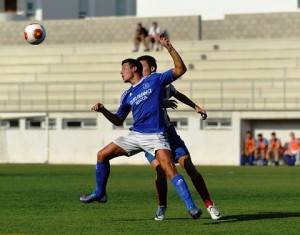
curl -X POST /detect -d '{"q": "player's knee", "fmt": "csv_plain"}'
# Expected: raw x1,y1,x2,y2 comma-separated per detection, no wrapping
97,149,108,162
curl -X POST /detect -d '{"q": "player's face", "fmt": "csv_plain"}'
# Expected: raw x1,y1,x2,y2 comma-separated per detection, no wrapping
120,62,134,83
139,60,151,77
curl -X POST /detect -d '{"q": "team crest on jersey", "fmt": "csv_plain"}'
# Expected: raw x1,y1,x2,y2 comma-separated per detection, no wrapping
143,83,150,89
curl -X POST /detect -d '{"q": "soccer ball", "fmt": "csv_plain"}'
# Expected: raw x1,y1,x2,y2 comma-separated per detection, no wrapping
24,23,46,45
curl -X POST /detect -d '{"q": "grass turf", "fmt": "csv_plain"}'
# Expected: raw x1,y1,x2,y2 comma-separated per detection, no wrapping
0,164,299,235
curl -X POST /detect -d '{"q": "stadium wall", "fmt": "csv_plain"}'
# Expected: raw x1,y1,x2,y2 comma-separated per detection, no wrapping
0,15,201,45
0,111,241,166
3,110,300,165
202,11,300,40
2,11,300,45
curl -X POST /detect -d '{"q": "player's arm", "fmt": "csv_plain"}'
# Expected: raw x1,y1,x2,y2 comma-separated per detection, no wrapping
91,103,124,126
173,91,207,120
158,33,187,79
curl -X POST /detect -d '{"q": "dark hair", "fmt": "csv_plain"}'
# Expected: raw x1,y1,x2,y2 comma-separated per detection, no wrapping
257,134,263,137
136,55,157,71
121,58,143,75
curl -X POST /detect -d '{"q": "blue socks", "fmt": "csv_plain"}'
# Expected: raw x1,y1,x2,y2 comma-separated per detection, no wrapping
94,164,195,210
171,174,196,210
95,162,110,196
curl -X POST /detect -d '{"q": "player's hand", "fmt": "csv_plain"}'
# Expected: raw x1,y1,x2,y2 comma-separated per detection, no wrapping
195,104,207,120
163,100,178,109
91,103,104,112
158,33,172,51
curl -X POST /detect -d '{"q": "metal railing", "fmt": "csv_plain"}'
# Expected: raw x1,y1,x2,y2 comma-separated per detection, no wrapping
1,78,300,112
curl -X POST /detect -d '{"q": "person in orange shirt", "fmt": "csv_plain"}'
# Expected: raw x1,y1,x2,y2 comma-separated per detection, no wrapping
241,131,255,165
266,132,282,166
254,133,268,165
283,132,299,166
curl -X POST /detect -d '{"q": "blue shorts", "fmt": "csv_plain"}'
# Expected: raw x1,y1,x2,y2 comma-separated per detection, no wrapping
145,125,189,164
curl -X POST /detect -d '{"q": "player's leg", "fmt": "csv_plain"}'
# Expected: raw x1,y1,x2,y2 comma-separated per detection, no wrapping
178,155,211,205
80,142,127,203
133,33,141,52
167,125,221,219
177,155,222,220
80,132,144,204
140,35,149,51
295,151,300,165
248,152,254,165
265,149,270,165
145,153,168,207
155,149,201,219
145,152,168,220
240,152,246,165
274,149,279,165
167,125,212,207
140,132,201,219
291,154,297,165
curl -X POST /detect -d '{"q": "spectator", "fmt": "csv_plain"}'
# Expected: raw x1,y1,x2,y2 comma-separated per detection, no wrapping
133,22,149,52
240,131,255,166
283,132,299,166
254,133,268,165
147,22,161,51
266,132,282,166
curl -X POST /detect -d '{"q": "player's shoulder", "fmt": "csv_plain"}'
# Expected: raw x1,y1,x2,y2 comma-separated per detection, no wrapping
120,87,132,102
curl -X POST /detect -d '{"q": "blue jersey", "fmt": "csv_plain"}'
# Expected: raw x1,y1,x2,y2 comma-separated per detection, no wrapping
116,69,175,133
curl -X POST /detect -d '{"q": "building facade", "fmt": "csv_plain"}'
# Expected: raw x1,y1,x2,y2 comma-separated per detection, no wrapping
0,0,136,21
0,0,299,21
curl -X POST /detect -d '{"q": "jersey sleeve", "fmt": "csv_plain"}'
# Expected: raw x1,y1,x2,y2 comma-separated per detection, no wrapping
115,90,131,119
158,69,175,86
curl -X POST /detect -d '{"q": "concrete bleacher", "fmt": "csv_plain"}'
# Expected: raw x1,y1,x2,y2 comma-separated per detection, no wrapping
1,38,300,111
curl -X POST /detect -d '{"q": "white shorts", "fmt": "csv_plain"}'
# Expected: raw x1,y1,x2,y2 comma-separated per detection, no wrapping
113,131,171,156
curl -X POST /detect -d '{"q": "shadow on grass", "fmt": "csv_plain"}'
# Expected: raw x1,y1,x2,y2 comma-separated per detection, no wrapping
111,212,300,222
205,212,300,225
112,217,192,222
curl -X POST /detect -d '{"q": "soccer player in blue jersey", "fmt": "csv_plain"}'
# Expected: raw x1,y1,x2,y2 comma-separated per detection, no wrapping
80,33,202,219
137,55,222,221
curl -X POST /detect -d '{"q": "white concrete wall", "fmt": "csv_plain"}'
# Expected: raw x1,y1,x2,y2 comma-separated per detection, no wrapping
2,110,300,165
0,111,241,165
137,0,299,20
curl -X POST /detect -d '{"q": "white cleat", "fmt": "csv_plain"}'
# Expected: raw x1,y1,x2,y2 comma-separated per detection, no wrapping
207,205,222,220
154,205,167,220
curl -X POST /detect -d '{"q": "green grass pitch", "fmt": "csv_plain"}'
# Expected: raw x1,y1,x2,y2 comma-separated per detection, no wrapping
0,164,299,235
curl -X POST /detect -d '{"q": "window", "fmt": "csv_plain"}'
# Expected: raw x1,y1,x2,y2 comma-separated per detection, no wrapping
26,118,56,130
63,118,97,129
202,118,232,130
0,119,19,129
170,118,188,129
116,0,126,16
5,0,17,12
79,0,88,18
26,1,35,18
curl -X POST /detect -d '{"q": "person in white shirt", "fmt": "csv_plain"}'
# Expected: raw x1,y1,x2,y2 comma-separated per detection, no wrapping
147,22,161,51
